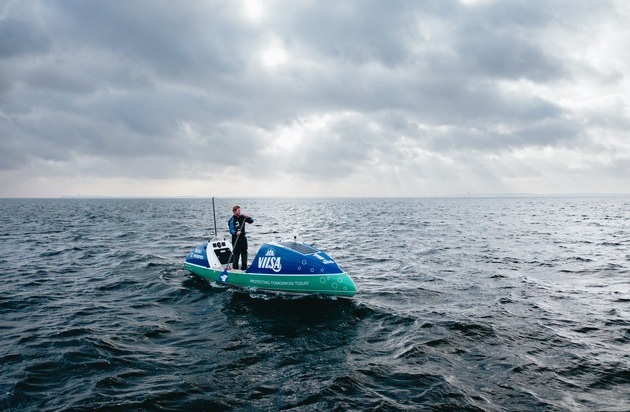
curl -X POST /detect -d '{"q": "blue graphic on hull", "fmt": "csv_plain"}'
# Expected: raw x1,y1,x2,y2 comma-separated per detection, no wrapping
186,245,210,268
247,241,343,275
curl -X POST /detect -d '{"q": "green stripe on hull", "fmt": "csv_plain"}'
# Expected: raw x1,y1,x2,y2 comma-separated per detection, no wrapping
184,263,356,297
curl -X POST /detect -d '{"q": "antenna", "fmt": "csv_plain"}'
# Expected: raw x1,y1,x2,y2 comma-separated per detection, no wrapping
212,197,217,238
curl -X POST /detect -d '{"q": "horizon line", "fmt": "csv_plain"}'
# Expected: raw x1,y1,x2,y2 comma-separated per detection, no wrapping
1,192,629,200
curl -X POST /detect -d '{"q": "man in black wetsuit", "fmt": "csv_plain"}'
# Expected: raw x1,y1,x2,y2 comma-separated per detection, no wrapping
228,205,254,270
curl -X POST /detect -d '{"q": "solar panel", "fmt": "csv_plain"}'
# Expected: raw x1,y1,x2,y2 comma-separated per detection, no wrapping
278,241,319,255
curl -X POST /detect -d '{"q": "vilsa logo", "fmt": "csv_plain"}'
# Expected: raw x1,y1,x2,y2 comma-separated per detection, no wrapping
258,248,282,272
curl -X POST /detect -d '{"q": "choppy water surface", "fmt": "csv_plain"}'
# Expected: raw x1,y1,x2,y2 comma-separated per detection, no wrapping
1,197,629,411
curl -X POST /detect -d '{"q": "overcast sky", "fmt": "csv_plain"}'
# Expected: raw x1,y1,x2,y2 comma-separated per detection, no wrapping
1,0,629,197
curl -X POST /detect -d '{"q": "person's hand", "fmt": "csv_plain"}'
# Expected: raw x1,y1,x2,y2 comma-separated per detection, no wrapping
237,230,241,235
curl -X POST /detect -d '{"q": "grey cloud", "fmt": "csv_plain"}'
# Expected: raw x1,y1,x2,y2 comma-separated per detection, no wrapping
0,17,50,58
48,1,253,80
275,1,421,67
0,0,628,195
456,27,565,82
423,117,583,153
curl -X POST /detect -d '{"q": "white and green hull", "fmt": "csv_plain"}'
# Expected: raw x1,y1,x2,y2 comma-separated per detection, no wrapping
184,262,357,297
184,239,357,297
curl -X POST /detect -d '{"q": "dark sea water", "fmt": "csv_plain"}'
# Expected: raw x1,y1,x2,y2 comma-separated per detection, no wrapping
1,197,629,411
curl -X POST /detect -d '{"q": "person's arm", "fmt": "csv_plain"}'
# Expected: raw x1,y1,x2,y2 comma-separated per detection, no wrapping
228,216,237,235
245,215,254,224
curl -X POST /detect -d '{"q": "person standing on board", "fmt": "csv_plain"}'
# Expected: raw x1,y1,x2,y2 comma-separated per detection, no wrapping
228,205,254,270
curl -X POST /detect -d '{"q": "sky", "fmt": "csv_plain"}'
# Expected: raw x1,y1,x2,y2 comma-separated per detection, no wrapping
1,0,629,197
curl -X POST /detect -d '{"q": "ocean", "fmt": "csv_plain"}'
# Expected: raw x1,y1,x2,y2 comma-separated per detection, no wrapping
1,197,629,411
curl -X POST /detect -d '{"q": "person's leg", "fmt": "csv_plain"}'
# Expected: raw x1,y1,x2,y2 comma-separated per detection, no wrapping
232,246,240,270
231,236,239,269
242,251,248,270
241,237,249,270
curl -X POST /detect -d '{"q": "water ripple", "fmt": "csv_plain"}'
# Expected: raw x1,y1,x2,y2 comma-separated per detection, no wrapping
1,197,629,411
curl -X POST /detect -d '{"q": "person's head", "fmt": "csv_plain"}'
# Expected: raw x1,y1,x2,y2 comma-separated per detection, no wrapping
232,205,241,216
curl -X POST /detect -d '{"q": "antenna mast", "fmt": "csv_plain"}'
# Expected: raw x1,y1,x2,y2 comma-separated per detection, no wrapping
212,197,218,238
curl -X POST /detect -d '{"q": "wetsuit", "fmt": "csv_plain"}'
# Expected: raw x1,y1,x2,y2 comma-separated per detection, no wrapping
228,214,254,270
